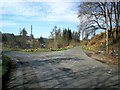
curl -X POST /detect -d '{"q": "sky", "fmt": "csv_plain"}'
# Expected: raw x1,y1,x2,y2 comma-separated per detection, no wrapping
0,0,81,38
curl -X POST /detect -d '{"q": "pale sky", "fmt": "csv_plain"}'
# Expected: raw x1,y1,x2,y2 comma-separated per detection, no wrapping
0,0,81,38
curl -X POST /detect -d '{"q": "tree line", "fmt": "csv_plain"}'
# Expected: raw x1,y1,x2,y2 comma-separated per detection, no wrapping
78,2,120,53
2,27,45,49
47,26,80,48
2,26,80,49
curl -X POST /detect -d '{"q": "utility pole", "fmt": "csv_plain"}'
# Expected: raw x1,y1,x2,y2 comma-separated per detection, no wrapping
105,1,109,54
31,25,32,37
30,25,33,50
19,28,21,35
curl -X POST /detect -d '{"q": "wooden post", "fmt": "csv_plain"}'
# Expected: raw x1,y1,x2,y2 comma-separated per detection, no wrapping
31,25,33,50
31,25,32,36
105,1,109,54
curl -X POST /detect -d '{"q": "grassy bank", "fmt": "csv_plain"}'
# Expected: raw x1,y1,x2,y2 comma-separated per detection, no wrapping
82,46,118,66
2,55,11,75
82,45,98,52
2,54,12,90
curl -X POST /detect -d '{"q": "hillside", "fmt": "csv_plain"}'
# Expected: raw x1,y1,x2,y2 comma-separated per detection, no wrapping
87,32,106,51
83,27,120,65
86,27,120,52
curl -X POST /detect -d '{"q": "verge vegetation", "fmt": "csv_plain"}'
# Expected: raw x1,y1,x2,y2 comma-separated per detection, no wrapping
3,46,74,52
82,29,119,66
2,54,12,90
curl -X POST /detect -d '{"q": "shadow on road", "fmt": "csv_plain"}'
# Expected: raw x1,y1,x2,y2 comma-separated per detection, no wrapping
17,57,84,67
7,57,120,89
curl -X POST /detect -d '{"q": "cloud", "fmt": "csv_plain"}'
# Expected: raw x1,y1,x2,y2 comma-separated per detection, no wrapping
42,14,79,23
1,0,117,3
40,1,79,23
1,0,80,2
0,0,80,28
0,20,19,27
1,2,42,17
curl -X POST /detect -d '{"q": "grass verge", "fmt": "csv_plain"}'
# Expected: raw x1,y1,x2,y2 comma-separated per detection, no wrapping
3,47,71,52
82,45,118,66
2,54,12,90
82,45,97,52
21,48,70,52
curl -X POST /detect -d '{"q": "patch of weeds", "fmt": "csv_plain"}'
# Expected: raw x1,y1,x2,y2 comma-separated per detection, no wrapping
21,48,51,52
20,48,69,52
50,48,68,51
82,46,97,52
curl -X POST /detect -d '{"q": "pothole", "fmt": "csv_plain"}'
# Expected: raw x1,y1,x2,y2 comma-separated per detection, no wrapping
58,67,72,72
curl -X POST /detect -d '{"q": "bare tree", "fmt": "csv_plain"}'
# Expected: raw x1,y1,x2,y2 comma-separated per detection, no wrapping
78,1,120,54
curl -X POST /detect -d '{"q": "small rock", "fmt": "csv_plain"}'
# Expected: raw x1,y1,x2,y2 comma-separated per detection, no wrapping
92,66,96,69
107,69,112,74
86,68,89,70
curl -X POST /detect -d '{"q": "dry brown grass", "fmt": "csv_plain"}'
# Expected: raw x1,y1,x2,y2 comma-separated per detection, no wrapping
83,30,119,65
87,32,106,48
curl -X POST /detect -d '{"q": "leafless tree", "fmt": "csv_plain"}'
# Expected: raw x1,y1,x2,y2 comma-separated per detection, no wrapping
78,1,120,53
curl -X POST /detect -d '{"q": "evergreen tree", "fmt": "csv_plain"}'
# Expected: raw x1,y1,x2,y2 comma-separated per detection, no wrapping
20,28,27,49
39,36,44,43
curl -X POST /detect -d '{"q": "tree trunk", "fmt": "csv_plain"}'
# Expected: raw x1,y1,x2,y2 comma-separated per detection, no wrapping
105,2,109,54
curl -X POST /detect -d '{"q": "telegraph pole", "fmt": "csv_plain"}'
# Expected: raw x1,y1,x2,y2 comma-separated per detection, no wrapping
105,1,109,54
30,25,33,50
31,25,32,36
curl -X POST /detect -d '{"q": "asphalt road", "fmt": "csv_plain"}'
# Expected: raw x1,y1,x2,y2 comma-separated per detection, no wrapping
3,46,119,89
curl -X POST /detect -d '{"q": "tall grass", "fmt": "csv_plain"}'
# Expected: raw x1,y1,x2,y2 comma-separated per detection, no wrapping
82,46,97,52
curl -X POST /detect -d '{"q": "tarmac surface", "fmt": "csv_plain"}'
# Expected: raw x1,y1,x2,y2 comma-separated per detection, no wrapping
3,46,119,89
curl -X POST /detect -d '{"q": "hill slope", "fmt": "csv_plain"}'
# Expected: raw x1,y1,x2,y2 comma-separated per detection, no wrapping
86,27,120,52
83,27,120,65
